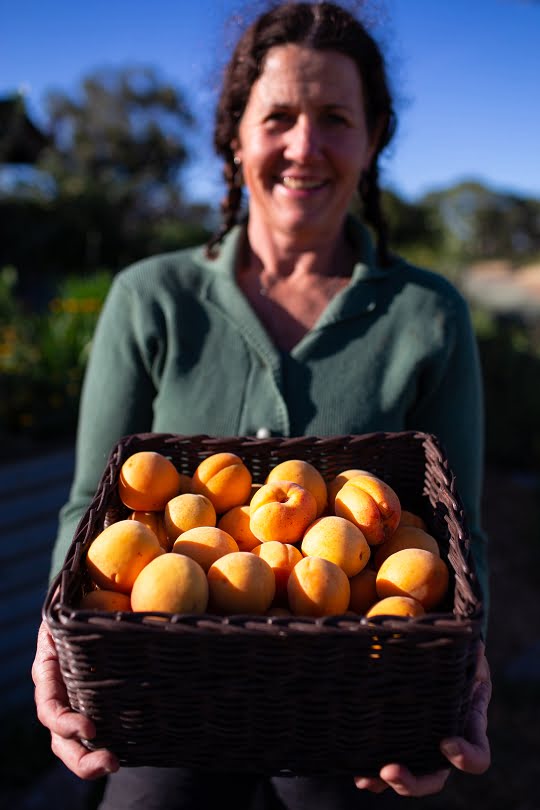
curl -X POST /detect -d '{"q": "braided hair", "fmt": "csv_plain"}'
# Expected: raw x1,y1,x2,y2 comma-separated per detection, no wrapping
207,1,396,265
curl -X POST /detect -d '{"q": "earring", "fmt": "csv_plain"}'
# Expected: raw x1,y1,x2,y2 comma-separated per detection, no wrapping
233,155,243,187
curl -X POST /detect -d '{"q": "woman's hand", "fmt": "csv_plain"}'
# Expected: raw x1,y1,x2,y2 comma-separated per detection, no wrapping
32,619,119,780
354,642,491,797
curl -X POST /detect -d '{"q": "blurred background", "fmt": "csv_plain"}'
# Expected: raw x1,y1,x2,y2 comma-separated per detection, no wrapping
1,1,539,808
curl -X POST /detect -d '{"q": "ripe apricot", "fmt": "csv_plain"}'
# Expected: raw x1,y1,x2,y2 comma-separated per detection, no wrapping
334,473,401,546
399,509,427,530
366,595,425,618
326,468,374,509
118,451,181,511
172,526,238,572
250,480,317,544
373,525,440,570
164,493,216,541
266,459,327,517
207,551,275,614
252,541,302,603
347,567,378,615
191,452,252,514
86,519,163,593
130,510,170,551
301,515,370,578
376,547,449,610
287,556,350,617
79,590,132,611
218,505,261,551
131,552,209,613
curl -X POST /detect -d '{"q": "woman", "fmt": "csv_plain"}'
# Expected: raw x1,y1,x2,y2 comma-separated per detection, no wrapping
33,2,491,807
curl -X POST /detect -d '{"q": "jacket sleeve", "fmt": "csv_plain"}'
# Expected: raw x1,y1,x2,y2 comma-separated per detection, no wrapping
49,273,157,581
406,291,489,634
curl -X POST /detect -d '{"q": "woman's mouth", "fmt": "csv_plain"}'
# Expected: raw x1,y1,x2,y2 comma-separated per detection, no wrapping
280,176,327,191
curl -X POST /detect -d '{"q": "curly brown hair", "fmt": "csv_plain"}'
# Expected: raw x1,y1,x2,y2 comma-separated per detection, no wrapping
207,1,397,264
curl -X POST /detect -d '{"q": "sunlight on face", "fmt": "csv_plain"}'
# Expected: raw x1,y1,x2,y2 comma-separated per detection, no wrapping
235,45,377,246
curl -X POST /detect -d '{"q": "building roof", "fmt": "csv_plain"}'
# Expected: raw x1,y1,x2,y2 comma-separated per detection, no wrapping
0,95,50,164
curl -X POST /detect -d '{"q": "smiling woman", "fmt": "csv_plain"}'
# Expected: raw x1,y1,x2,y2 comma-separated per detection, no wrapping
33,3,490,809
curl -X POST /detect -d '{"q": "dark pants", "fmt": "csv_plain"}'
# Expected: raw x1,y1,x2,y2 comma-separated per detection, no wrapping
97,767,417,810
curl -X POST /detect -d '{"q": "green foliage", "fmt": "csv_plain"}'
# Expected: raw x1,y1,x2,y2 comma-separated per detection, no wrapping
473,307,540,470
0,269,112,437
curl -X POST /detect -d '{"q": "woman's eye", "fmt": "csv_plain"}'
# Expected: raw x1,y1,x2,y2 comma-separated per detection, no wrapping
325,112,348,125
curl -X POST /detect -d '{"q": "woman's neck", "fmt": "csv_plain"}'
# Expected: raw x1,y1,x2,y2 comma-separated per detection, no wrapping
243,216,354,285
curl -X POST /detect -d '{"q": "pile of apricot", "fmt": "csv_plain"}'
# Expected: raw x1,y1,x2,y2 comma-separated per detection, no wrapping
81,450,450,619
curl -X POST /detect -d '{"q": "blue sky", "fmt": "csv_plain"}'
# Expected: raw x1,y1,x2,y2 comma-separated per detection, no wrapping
1,0,539,204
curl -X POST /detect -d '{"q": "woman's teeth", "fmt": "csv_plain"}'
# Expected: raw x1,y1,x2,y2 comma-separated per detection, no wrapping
281,177,324,190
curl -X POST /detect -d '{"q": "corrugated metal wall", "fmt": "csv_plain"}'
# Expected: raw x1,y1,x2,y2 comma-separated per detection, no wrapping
0,448,74,714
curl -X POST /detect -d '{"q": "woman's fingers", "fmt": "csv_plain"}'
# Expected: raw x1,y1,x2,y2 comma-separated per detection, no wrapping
32,621,95,739
50,732,119,780
440,644,492,775
355,765,450,797
33,620,120,778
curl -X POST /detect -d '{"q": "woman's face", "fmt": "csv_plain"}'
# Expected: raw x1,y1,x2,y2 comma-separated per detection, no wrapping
235,44,378,246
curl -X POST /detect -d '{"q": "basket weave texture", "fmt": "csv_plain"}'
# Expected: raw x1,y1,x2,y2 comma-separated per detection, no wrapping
43,431,484,775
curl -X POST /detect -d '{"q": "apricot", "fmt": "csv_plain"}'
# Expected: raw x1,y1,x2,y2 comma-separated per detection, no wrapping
79,590,132,611
191,452,252,514
86,519,163,593
301,515,370,578
252,541,303,603
326,468,374,509
218,505,261,552
118,451,181,511
130,510,170,551
131,552,209,613
373,525,440,570
399,509,427,530
366,595,425,618
207,551,275,614
266,459,327,517
164,493,216,541
334,473,401,546
376,547,449,610
250,481,317,544
172,526,238,572
287,556,350,617
348,567,378,615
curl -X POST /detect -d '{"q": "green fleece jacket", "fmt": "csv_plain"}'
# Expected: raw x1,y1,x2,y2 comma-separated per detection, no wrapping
51,216,488,621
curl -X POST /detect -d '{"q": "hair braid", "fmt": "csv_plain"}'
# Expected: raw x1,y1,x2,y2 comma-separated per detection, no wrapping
359,162,392,267
205,157,244,258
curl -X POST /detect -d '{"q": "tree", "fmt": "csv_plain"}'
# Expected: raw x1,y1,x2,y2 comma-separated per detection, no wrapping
36,65,209,269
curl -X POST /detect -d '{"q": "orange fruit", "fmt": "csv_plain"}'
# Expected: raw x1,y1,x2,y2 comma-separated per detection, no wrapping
130,510,170,550
79,590,132,611
266,459,328,517
252,541,302,603
218,505,261,551
366,595,425,618
301,515,371,577
172,526,238,572
348,567,378,615
164,493,216,541
86,519,163,593
376,547,449,610
373,525,440,570
191,452,252,514
131,552,209,613
207,551,275,614
287,556,350,617
118,451,181,511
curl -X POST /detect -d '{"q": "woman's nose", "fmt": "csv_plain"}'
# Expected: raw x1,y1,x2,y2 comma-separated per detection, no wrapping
283,116,321,162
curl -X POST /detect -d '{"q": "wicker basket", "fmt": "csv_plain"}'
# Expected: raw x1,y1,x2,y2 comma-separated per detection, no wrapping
43,431,484,776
